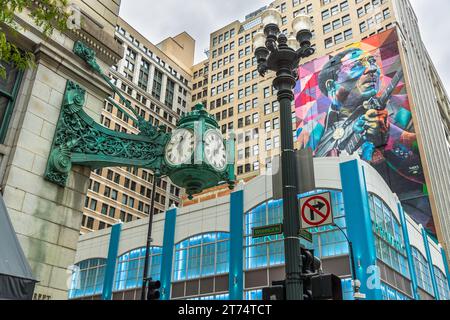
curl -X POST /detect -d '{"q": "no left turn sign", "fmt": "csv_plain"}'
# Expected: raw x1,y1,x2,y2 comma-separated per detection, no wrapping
300,192,333,229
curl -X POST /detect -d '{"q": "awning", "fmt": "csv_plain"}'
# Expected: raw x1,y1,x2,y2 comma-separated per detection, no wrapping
0,193,37,300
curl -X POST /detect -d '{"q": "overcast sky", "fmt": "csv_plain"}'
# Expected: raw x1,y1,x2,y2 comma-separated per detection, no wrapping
119,0,450,94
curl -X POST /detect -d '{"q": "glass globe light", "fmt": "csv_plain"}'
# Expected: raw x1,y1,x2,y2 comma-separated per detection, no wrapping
292,14,313,34
262,8,282,27
287,34,300,51
253,30,266,49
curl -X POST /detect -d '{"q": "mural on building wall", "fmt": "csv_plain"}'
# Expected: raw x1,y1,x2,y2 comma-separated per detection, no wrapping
294,29,435,234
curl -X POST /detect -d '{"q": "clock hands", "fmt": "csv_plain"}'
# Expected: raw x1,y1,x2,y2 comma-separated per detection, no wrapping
177,134,185,159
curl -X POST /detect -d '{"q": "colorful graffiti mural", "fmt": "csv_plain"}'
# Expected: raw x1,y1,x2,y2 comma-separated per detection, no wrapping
295,29,435,234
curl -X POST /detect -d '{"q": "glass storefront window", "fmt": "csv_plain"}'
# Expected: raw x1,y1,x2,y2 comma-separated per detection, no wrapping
173,232,230,281
381,282,411,300
244,190,348,271
411,247,434,296
245,289,263,300
369,194,409,278
68,258,106,299
434,267,450,300
113,247,162,291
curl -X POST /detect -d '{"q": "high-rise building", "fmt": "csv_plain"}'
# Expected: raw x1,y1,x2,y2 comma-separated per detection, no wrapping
81,18,195,233
191,0,450,258
191,59,210,109
192,0,397,180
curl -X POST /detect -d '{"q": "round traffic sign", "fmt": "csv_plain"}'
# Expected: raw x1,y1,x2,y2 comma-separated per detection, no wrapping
301,195,331,227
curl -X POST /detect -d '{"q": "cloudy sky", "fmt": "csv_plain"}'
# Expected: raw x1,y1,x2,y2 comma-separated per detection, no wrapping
119,0,450,94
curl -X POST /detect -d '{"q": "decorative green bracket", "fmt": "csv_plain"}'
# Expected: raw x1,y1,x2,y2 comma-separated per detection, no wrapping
45,41,235,198
45,80,170,186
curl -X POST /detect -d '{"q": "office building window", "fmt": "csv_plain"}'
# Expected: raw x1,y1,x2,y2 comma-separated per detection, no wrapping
152,68,163,100
138,59,150,91
165,79,175,108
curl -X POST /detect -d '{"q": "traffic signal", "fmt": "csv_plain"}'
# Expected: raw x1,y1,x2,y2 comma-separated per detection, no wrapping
300,248,320,300
146,278,161,300
262,285,285,300
311,274,343,300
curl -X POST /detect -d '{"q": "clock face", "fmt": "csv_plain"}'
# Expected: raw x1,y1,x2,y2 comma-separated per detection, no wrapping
165,129,194,166
204,129,227,171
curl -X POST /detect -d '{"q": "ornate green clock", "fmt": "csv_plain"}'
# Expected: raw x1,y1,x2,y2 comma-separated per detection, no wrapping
45,41,235,199
163,104,235,199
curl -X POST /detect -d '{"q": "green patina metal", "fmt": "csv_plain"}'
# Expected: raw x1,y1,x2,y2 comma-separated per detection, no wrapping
167,103,235,198
45,41,235,198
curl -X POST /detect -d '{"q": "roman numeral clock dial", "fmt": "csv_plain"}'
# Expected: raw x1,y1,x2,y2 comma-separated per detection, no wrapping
204,129,227,171
165,129,194,166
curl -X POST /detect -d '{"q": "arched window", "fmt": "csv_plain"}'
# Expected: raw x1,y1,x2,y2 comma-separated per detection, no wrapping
114,247,162,291
244,190,348,271
434,266,450,300
173,233,230,281
369,194,409,278
411,247,433,296
68,258,107,299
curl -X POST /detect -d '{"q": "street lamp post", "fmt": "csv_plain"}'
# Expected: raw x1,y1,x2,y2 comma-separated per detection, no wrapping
140,175,161,300
332,223,365,299
332,224,357,282
254,9,315,300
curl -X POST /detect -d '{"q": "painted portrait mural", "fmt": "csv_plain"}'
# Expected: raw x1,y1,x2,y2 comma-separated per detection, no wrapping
294,29,435,234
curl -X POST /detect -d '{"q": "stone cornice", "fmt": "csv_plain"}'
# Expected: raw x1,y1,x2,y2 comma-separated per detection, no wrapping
33,41,112,99
10,12,123,67
68,12,124,66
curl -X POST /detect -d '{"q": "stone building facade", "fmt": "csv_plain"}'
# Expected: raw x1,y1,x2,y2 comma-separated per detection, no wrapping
1,0,123,299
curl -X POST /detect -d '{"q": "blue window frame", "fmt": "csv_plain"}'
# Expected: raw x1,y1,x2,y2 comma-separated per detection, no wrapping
173,232,230,281
245,190,348,271
434,266,450,300
411,247,434,296
113,247,162,291
381,282,411,300
69,258,106,299
245,289,263,300
369,194,409,278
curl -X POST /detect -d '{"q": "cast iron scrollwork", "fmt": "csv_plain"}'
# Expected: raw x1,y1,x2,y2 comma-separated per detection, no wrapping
45,81,169,186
